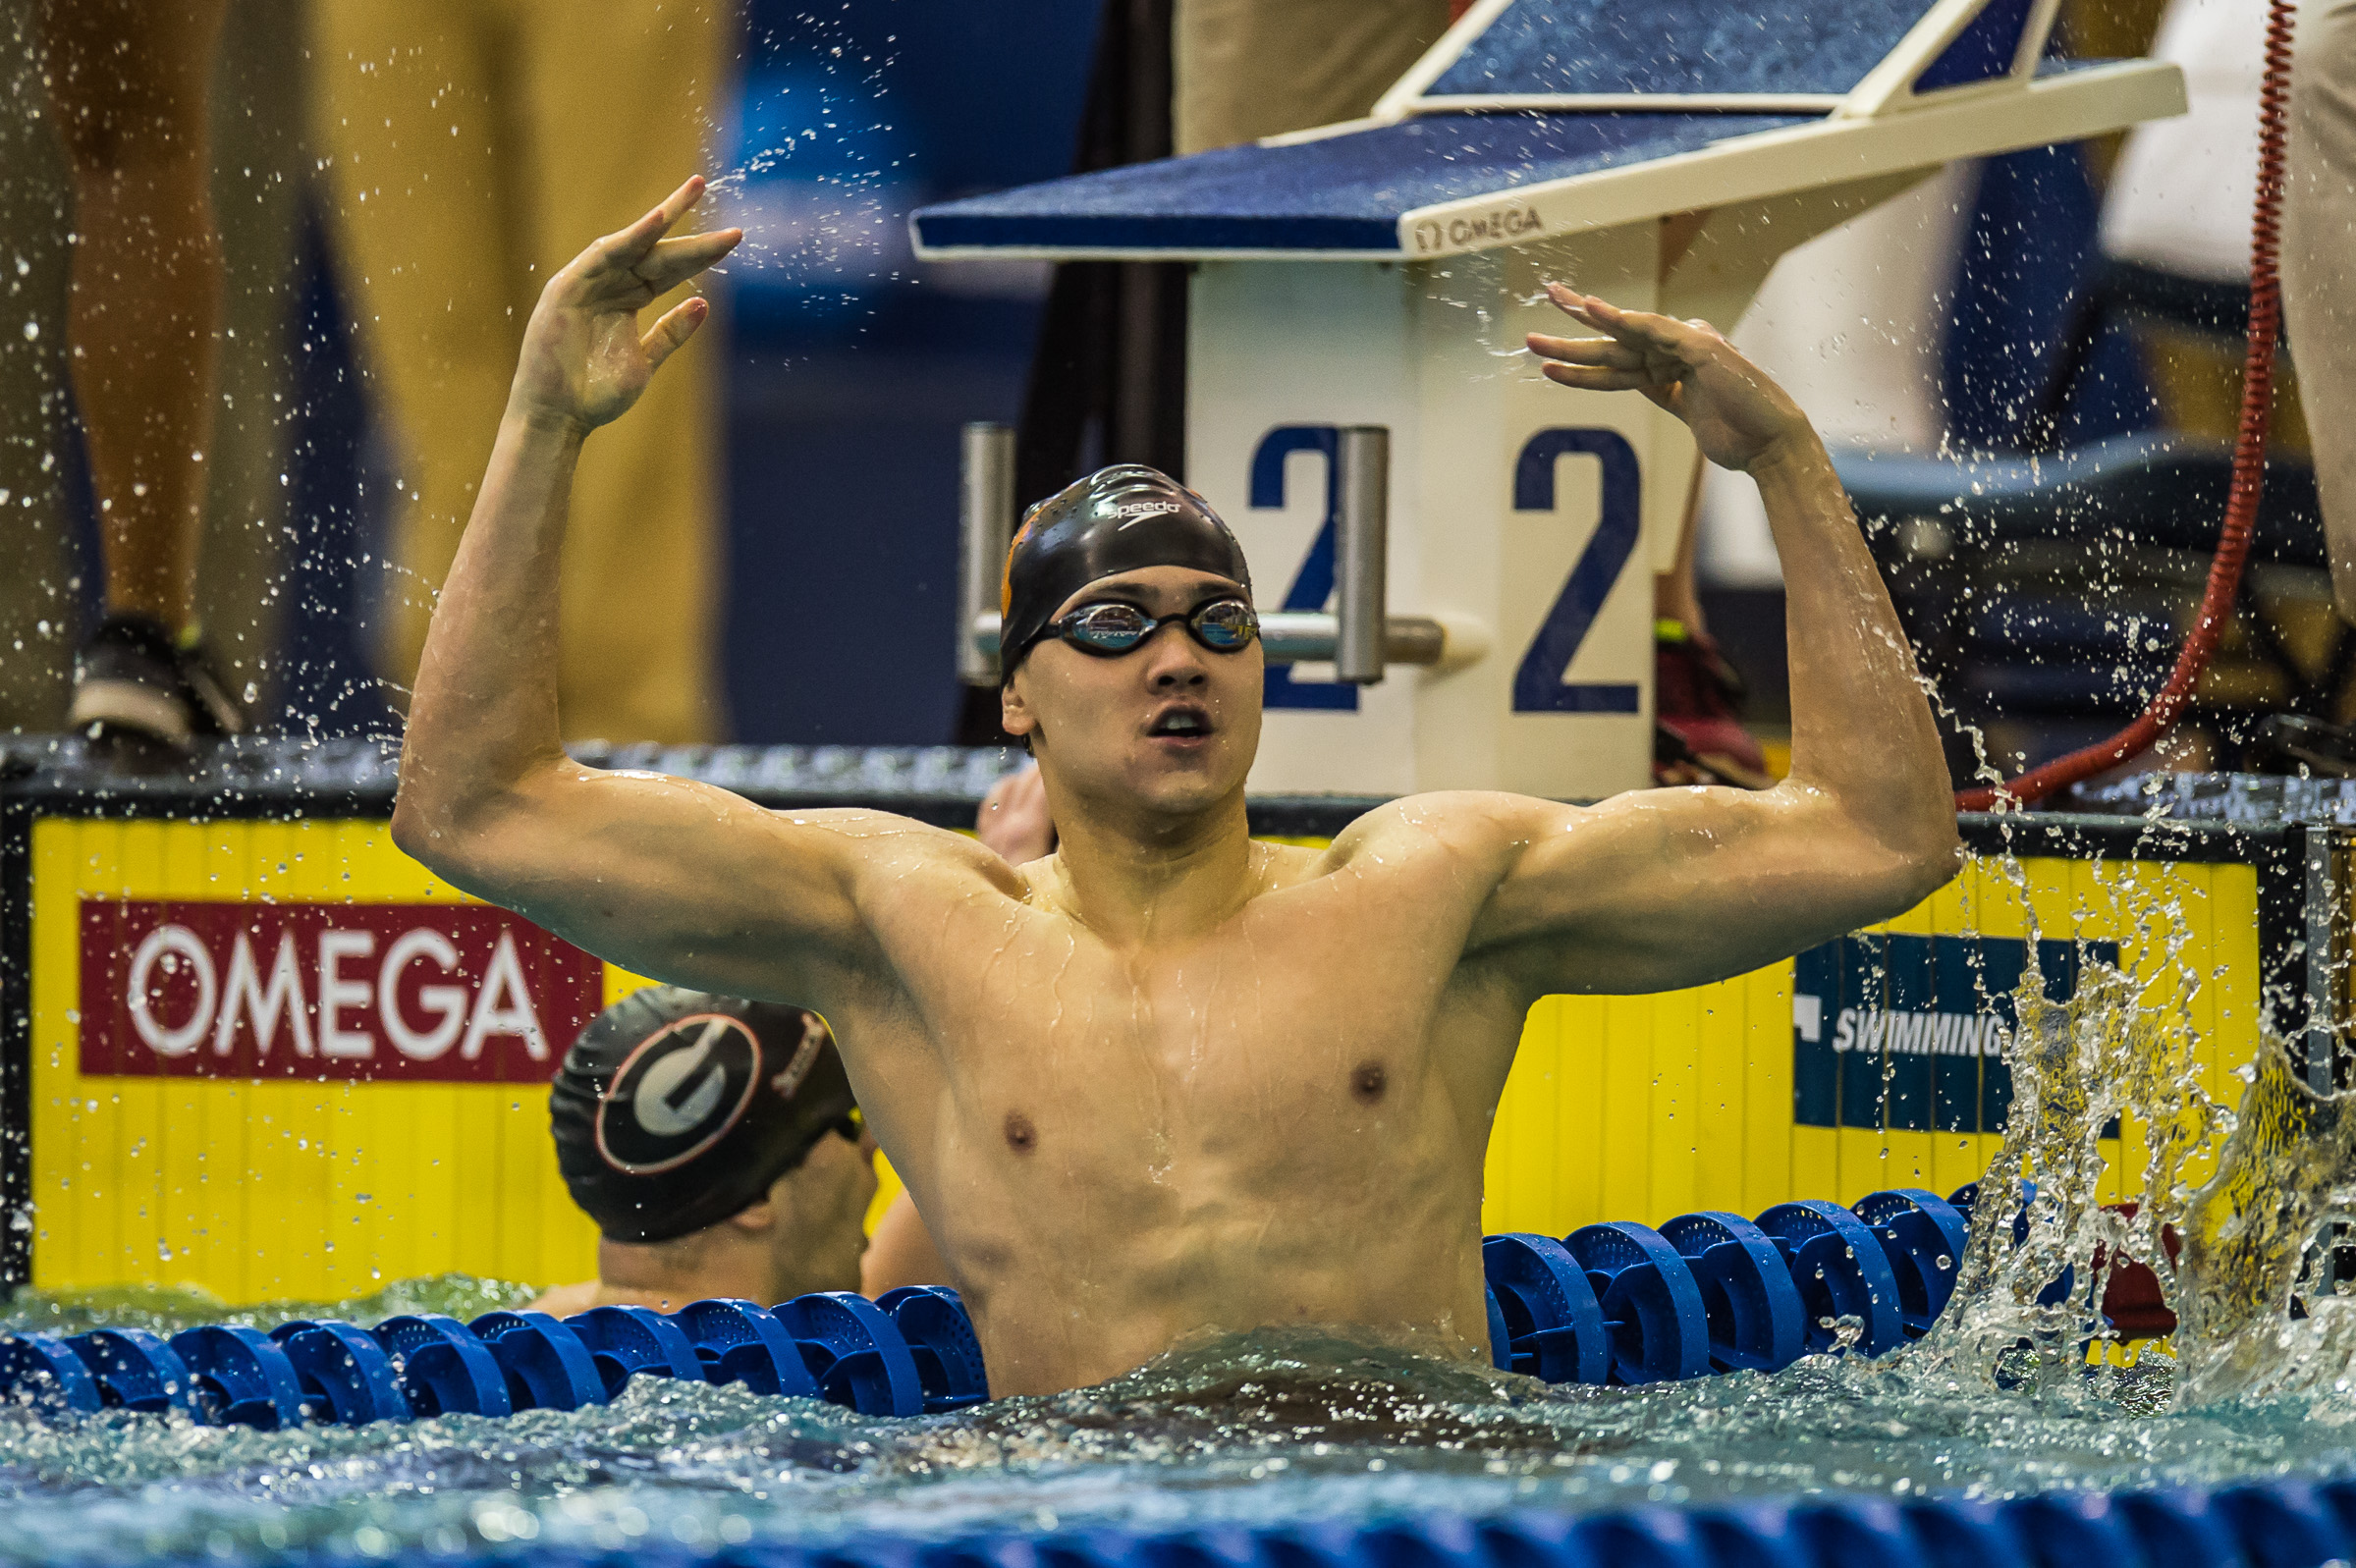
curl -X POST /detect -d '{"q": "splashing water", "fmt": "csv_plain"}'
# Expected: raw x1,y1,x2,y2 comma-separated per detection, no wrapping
1,1311,2348,1565
690,24,913,332
1919,953,2204,1395
1906,916,2356,1422
2172,1035,2356,1411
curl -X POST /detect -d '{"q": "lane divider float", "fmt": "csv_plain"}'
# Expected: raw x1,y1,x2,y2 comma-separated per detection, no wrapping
0,1186,2026,1422
0,1283,989,1425
1483,1185,1973,1383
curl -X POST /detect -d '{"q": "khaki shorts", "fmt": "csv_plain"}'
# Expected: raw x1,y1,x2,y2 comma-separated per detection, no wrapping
1174,0,1453,153
2286,0,2356,594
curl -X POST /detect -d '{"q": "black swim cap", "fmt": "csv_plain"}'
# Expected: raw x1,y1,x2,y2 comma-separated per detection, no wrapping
548,987,858,1244
1000,464,1252,677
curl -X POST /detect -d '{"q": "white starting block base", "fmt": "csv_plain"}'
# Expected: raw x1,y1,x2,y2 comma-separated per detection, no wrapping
1195,178,1927,799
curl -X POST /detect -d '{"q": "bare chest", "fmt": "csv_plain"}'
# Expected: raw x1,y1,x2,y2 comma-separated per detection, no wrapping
893,888,1469,1171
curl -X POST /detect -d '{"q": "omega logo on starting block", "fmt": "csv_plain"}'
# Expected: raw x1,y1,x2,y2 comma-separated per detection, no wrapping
1409,205,1543,254
76,899,604,1083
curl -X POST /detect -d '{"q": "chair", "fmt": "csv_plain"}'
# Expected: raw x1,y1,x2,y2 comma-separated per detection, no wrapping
1835,258,2333,774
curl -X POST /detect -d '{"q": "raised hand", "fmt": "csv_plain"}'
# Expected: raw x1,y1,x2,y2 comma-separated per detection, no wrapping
975,762,1056,865
509,175,743,435
1526,284,1813,474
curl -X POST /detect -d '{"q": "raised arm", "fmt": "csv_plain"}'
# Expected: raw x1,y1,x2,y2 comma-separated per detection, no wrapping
391,178,988,1002
1452,286,1959,997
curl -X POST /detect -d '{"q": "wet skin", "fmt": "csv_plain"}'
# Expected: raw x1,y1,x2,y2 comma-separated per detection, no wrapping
394,178,1962,1395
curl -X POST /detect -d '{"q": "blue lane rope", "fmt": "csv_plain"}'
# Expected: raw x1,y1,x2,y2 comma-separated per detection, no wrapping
0,1284,991,1425
0,1484,2331,1568
0,1185,2012,1424
1484,1184,1976,1384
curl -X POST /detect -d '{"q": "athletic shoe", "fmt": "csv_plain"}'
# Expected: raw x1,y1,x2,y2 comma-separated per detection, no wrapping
2248,714,2356,778
69,612,245,759
1654,618,1772,788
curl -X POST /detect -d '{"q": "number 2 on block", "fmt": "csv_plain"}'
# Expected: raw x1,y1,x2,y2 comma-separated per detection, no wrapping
1511,428,1641,714
1249,424,1356,711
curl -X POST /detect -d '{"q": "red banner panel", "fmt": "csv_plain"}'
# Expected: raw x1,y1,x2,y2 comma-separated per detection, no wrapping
78,900,605,1083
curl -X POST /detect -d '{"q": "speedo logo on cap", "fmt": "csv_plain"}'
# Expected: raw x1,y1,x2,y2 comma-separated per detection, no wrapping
1110,500,1180,518
773,1011,828,1099
595,1013,762,1175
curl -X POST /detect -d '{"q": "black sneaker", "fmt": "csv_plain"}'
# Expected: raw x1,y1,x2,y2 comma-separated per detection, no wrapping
69,612,245,760
2248,714,2356,778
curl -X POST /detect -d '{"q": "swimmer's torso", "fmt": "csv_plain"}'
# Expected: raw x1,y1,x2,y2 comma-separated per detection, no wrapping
811,806,1536,1395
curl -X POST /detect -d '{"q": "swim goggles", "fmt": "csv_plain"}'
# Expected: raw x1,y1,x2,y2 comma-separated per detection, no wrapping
777,1112,865,1179
1045,597,1260,657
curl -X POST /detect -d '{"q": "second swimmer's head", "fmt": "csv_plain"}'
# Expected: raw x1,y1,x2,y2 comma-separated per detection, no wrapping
549,986,869,1250
998,465,1263,806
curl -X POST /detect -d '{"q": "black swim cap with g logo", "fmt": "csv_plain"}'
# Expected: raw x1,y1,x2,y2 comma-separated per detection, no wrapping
548,987,858,1243
999,463,1252,678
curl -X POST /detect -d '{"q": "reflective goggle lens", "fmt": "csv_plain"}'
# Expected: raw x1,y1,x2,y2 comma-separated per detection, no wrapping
1189,599,1257,650
1061,603,1156,652
1051,598,1259,657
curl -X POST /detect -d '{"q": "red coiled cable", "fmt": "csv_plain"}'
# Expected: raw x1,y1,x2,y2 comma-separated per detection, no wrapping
1954,0,2297,812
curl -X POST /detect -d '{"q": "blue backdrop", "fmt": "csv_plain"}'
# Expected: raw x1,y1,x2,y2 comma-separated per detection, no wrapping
719,0,1103,744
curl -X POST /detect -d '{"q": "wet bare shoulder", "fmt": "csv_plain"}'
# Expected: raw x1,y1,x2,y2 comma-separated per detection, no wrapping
767,806,1030,901
1317,790,1581,881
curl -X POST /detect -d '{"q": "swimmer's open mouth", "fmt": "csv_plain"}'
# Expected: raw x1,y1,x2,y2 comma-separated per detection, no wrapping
1148,704,1214,738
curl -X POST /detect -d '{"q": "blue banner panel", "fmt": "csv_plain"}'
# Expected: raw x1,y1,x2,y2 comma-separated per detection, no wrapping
1789,934,2117,1133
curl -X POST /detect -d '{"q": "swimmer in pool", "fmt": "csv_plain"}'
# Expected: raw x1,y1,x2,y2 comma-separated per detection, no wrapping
528,987,884,1317
393,176,1959,1396
525,777,1050,1314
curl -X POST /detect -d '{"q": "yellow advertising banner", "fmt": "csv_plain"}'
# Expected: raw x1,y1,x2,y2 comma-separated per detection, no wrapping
20,813,2268,1305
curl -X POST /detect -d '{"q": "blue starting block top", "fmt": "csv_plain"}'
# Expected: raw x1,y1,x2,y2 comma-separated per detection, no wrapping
914,112,1809,259
910,0,2180,263
1406,0,2036,108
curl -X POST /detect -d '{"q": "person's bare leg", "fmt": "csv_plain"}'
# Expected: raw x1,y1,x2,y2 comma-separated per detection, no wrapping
1652,456,1708,633
2287,1,2356,621
1652,453,1771,785
41,0,228,634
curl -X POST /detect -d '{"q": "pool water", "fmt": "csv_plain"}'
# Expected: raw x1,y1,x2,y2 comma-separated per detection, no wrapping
2,1291,2353,1564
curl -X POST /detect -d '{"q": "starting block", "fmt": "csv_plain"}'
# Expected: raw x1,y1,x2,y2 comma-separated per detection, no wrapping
915,0,2183,797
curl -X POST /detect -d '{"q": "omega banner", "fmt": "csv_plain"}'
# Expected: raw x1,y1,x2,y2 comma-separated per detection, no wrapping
78,899,604,1083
